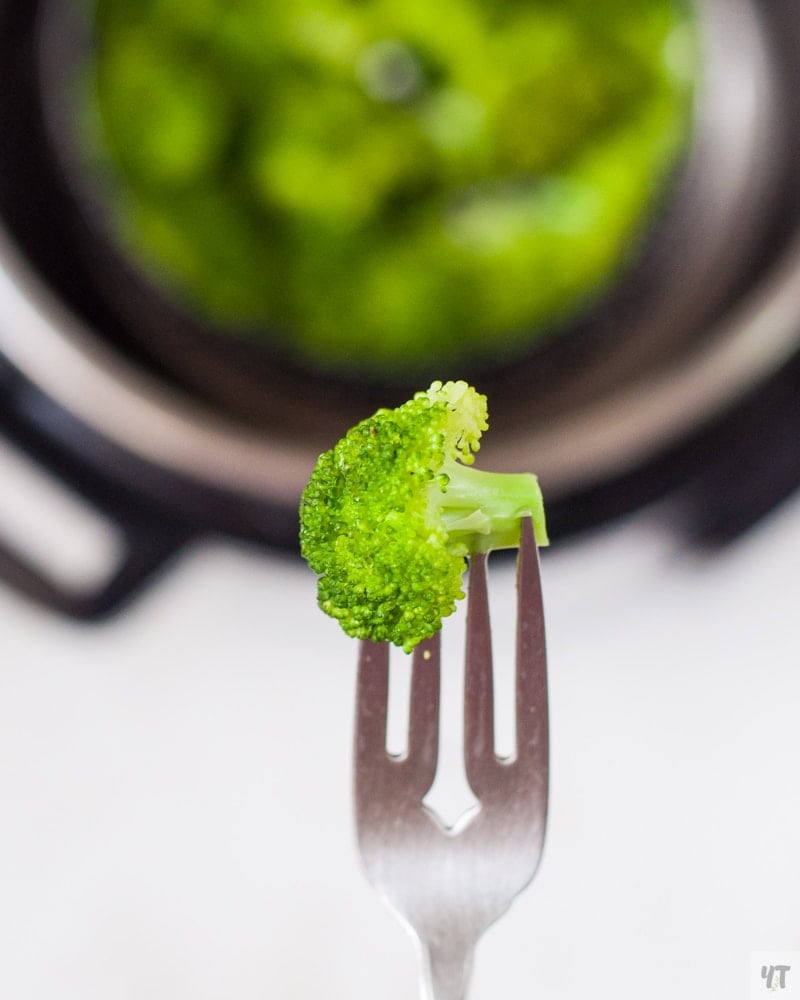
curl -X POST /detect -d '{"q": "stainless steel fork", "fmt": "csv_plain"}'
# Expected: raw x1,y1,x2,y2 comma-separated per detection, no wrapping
354,517,548,1000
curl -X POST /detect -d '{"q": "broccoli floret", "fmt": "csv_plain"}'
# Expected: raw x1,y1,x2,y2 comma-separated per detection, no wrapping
299,380,548,652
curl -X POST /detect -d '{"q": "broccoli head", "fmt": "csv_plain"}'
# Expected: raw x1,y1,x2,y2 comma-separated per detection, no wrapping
299,380,548,651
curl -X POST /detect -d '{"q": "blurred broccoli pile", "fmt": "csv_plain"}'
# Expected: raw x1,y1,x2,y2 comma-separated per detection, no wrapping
83,0,695,377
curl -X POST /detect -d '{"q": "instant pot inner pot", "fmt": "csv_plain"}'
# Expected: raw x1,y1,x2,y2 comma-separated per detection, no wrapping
0,0,791,498
47,0,697,385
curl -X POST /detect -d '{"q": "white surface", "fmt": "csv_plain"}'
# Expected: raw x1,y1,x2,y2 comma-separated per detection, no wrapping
0,474,799,999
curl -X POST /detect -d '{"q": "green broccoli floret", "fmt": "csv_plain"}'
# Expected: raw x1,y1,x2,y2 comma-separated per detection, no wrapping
299,380,548,652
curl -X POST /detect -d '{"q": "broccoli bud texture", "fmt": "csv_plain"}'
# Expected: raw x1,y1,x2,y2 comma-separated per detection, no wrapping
299,380,548,652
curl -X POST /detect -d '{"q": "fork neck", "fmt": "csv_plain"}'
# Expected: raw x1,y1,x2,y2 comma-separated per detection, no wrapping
420,938,476,1000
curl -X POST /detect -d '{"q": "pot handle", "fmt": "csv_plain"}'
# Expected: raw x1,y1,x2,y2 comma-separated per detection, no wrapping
0,515,191,620
0,364,202,619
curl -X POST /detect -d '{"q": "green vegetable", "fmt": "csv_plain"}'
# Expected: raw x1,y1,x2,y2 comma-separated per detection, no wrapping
299,380,547,651
83,0,696,379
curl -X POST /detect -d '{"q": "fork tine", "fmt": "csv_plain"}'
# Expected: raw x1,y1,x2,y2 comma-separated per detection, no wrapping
464,550,496,798
515,517,548,771
404,634,441,791
356,636,440,798
355,640,390,763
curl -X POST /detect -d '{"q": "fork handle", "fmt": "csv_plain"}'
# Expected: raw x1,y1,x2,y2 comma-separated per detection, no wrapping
420,938,476,1000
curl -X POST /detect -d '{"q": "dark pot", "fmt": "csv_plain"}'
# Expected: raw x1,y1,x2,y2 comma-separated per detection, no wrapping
1,0,799,617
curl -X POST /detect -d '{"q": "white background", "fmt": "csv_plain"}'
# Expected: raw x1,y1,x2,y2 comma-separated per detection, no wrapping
0,443,798,999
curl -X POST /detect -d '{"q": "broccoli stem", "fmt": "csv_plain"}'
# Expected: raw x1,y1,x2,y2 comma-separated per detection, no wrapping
432,459,549,554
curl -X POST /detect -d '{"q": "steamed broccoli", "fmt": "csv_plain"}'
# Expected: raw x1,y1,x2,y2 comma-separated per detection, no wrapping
299,380,548,652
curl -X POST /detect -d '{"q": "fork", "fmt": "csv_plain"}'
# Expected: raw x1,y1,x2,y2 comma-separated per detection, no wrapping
354,516,548,1000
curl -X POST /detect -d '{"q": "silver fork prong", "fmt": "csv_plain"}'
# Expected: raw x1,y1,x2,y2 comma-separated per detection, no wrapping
405,633,441,792
463,551,496,799
355,636,441,806
355,639,390,767
515,517,548,775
